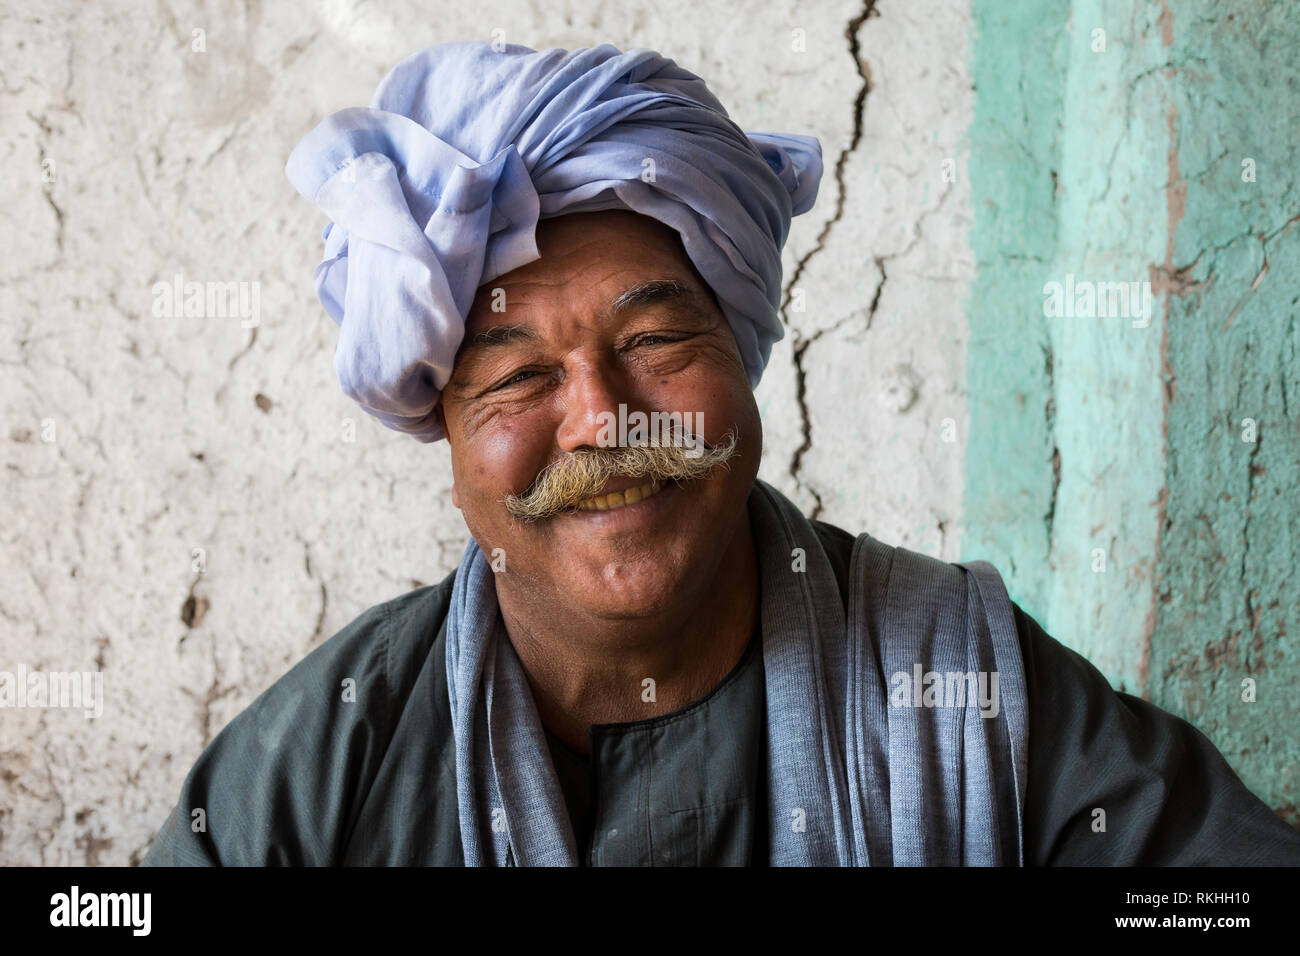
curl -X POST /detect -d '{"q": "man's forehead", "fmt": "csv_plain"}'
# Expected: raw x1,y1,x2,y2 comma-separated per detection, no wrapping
459,210,721,352
471,274,706,321
460,278,714,352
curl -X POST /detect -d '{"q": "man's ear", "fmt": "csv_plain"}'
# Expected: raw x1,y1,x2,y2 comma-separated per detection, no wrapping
451,482,461,509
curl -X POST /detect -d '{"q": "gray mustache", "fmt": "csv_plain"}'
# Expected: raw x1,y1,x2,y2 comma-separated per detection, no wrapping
503,427,739,521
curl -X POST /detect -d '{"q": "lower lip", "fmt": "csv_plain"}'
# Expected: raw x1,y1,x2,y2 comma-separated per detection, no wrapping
560,480,683,529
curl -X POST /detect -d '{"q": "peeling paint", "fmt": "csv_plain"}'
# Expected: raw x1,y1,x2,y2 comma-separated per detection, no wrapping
969,0,1298,822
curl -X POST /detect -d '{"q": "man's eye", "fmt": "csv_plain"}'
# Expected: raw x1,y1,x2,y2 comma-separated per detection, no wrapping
493,370,539,391
633,333,691,347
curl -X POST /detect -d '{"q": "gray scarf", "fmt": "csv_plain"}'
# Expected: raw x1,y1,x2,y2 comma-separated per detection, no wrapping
445,478,1029,865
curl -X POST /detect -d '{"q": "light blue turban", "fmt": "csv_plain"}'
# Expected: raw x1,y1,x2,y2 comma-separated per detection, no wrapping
286,41,823,441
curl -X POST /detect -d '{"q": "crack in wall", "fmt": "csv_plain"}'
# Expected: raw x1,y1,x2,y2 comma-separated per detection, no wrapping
181,640,237,749
866,255,887,327
1242,404,1263,644
787,167,952,520
782,0,879,517
1042,342,1060,568
43,191,65,253
1282,314,1294,419
1222,209,1300,331
28,110,66,254
300,537,330,647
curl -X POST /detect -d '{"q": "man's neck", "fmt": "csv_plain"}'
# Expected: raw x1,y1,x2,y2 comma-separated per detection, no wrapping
496,515,760,756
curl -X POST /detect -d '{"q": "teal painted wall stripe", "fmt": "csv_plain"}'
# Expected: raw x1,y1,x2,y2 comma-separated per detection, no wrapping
1148,1,1300,825
967,0,1298,822
963,0,1069,629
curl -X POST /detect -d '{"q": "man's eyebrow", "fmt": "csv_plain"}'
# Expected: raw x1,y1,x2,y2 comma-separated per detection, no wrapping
609,278,711,315
459,323,540,355
460,279,711,358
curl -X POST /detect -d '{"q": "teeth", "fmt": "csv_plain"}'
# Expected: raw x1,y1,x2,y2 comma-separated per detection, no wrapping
577,480,664,512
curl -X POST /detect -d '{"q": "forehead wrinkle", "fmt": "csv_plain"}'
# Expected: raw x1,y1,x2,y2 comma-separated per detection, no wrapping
468,273,711,349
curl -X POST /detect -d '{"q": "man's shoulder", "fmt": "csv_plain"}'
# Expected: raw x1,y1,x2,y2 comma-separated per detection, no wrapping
808,516,973,608
240,570,457,737
143,570,459,865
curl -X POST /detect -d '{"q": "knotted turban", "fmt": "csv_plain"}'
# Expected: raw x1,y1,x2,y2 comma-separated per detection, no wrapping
286,41,823,441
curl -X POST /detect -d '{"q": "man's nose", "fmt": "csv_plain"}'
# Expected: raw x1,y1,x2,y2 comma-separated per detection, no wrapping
554,359,634,453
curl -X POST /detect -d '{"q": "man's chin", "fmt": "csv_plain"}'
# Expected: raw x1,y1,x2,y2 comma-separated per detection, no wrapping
557,560,692,622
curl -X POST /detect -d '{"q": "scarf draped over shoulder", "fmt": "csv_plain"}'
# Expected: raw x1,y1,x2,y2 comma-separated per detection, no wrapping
444,478,1029,866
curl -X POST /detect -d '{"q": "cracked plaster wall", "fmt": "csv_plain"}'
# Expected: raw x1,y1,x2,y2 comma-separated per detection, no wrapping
0,0,1292,865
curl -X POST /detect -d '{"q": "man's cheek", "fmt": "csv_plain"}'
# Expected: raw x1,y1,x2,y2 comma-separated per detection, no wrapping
467,426,552,506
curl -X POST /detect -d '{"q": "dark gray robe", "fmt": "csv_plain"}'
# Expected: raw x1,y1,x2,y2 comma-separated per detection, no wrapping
142,519,1300,866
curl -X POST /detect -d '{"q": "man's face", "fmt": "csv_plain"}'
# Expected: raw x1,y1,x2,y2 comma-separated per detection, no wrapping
437,209,762,622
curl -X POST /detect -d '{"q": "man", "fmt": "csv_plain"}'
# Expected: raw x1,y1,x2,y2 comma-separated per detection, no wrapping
144,41,1299,866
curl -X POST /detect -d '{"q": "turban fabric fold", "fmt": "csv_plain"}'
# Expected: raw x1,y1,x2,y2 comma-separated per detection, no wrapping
286,41,823,441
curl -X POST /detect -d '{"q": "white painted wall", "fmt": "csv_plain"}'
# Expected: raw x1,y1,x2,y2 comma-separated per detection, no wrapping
0,0,972,864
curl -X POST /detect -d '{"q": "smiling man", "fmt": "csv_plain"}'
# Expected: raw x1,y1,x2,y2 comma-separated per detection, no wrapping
143,41,1300,867
439,210,763,763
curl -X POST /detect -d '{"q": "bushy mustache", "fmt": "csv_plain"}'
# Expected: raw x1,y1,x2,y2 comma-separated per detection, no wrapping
503,427,739,521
